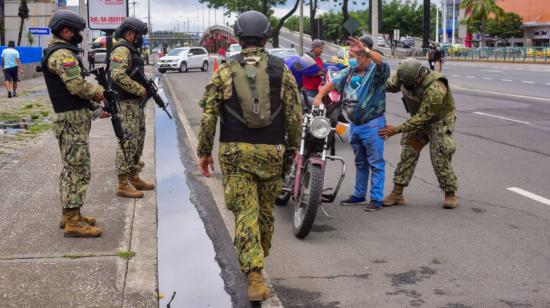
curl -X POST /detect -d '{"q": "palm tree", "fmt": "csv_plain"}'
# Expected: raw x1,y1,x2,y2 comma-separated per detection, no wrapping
460,0,504,47
17,0,29,46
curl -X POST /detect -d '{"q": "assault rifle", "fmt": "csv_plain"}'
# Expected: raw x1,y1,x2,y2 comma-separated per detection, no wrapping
89,67,128,161
130,68,173,119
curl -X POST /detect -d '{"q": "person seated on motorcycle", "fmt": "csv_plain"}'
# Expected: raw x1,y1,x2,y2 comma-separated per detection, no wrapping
302,39,326,98
313,36,390,211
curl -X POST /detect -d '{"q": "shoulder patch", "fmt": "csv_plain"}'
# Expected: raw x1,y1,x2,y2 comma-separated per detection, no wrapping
62,57,77,68
112,55,125,63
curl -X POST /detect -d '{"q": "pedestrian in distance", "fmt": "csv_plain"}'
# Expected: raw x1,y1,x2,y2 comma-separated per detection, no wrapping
313,36,390,211
379,58,458,209
197,10,302,302
87,49,95,70
110,17,155,199
427,44,436,71
434,44,444,72
42,9,107,237
2,41,23,98
302,39,325,97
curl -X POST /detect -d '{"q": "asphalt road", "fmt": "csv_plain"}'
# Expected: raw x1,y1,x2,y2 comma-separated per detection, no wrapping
163,52,550,307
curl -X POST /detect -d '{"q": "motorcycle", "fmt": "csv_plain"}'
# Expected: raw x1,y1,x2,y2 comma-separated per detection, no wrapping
276,97,347,239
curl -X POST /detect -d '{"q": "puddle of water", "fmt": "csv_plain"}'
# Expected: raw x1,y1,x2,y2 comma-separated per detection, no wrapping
155,86,231,308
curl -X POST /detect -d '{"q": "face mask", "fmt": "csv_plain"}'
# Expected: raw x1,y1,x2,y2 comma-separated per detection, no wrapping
134,36,143,48
69,33,83,45
348,58,358,69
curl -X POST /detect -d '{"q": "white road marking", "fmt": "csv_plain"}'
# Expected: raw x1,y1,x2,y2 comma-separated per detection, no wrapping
521,81,536,84
466,76,476,78
480,69,502,73
452,74,461,77
501,79,513,82
473,112,531,125
545,83,550,86
482,77,494,80
507,187,550,207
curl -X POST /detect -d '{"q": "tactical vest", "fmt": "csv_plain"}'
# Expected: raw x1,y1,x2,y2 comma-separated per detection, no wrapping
401,72,455,123
220,54,285,145
110,41,146,100
42,43,91,114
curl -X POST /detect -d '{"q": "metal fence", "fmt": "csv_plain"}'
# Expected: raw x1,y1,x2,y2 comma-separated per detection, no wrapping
403,46,550,63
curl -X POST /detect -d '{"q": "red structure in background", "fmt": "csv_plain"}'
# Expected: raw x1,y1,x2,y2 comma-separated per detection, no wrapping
200,25,238,54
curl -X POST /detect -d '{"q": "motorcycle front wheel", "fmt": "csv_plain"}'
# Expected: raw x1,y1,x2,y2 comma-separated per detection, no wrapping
293,162,323,238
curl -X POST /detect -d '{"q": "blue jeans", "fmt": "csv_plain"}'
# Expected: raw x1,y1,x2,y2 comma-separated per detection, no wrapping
349,116,385,202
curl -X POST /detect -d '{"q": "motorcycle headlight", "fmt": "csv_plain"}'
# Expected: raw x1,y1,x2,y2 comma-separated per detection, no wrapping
309,117,331,139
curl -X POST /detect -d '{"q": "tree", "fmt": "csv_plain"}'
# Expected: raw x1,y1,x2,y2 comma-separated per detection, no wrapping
460,0,504,47
17,0,29,46
380,0,423,42
321,11,344,43
0,0,5,45
486,12,522,43
271,0,299,47
286,15,312,34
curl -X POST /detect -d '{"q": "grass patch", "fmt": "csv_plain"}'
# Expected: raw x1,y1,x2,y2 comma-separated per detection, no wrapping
116,250,136,260
62,254,96,259
29,121,51,134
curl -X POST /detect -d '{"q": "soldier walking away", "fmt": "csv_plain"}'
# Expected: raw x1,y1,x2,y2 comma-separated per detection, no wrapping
196,11,302,302
379,58,458,209
110,17,155,199
43,10,105,237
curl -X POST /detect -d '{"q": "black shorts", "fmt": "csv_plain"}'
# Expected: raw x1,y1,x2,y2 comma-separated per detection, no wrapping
3,67,18,82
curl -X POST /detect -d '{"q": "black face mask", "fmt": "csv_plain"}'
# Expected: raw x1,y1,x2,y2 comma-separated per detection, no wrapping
70,33,83,45
134,36,143,48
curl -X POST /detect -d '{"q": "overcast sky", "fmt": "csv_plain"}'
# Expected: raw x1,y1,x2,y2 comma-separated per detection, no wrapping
68,0,427,32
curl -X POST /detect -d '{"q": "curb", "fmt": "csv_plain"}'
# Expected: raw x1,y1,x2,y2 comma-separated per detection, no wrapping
162,74,285,308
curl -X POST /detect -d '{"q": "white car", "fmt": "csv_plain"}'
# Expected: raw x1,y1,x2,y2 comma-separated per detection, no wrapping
157,47,210,73
226,44,242,58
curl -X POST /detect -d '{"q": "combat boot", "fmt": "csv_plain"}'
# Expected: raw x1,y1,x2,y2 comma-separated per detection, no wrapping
59,211,96,229
117,176,144,198
130,171,155,191
383,184,406,206
443,192,458,209
247,271,271,302
137,160,145,172
63,209,102,238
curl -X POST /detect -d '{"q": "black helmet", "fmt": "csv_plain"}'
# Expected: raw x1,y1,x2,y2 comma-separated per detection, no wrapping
115,17,148,40
49,9,86,35
233,11,272,39
359,35,373,49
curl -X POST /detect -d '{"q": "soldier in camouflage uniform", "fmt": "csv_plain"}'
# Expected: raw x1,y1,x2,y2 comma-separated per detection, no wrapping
197,11,302,302
379,58,458,209
110,17,155,198
43,10,105,237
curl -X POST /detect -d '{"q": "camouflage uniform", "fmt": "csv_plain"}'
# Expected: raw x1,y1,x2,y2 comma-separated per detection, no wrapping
197,47,302,273
386,72,458,192
46,38,104,209
110,39,147,177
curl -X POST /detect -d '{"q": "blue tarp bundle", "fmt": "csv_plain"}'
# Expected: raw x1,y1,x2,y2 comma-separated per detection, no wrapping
0,46,42,64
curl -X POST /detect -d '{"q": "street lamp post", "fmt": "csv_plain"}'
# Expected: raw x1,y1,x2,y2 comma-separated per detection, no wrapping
442,0,447,43
299,0,304,55
451,0,456,45
436,3,439,43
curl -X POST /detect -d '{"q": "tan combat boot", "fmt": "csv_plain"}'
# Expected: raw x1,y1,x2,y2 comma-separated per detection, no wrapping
443,192,458,209
117,176,144,198
130,171,155,191
137,160,145,172
247,271,271,302
383,184,406,206
63,209,102,238
59,211,96,229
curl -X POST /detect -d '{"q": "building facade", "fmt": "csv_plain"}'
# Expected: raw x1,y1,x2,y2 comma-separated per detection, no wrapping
496,0,550,47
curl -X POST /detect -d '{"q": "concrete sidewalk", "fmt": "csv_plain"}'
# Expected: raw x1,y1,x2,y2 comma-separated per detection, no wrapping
0,80,158,307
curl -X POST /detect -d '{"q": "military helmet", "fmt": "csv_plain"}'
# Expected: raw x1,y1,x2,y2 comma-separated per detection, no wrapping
233,11,272,39
49,9,86,35
359,35,373,49
397,58,425,86
115,17,148,39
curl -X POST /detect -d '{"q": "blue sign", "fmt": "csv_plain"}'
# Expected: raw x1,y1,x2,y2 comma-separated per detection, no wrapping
29,28,50,35
0,47,42,64
142,37,149,47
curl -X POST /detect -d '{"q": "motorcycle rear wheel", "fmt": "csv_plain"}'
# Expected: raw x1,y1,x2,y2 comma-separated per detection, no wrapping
293,162,323,239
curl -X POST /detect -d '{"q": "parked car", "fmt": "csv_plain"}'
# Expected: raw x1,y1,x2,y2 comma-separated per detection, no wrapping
226,44,242,58
157,47,210,73
267,48,299,59
377,36,388,47
397,37,415,48
93,48,107,63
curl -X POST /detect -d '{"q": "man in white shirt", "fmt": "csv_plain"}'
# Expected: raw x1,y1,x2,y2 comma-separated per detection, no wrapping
2,41,23,98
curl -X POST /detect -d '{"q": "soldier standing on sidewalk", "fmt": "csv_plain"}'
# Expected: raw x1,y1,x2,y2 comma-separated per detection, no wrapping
197,11,302,302
109,17,155,198
379,58,458,209
43,10,104,237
